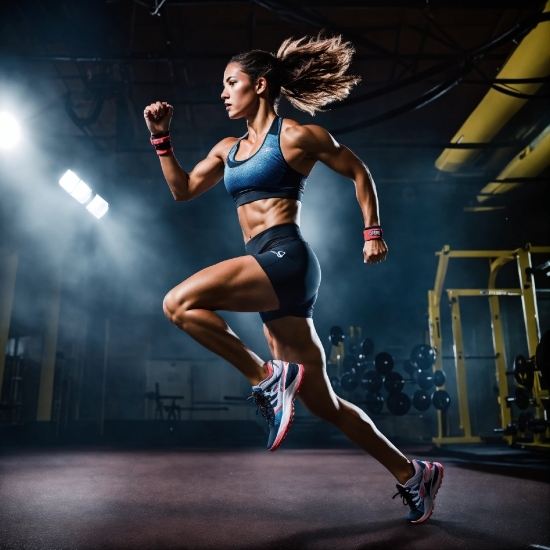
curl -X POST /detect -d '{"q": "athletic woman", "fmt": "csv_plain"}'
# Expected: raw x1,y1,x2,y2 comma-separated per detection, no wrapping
144,35,443,524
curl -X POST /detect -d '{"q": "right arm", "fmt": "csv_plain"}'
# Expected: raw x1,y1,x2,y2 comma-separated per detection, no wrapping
144,101,235,202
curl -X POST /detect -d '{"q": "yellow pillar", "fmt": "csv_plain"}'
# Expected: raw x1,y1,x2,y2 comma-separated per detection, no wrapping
36,266,63,421
0,251,19,398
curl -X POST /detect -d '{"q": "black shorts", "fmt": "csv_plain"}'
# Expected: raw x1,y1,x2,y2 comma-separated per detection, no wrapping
245,223,321,323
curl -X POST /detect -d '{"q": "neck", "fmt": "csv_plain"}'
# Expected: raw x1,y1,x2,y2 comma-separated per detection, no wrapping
245,101,277,142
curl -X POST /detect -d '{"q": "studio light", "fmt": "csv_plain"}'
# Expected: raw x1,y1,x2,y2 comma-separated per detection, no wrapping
86,194,109,219
0,112,21,150
59,169,109,218
59,170,80,193
70,180,93,204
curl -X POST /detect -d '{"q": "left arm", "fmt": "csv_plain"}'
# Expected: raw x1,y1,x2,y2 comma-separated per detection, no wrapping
296,125,388,264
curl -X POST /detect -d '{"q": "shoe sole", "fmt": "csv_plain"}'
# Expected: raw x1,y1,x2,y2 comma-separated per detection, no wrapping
408,462,444,524
269,363,304,452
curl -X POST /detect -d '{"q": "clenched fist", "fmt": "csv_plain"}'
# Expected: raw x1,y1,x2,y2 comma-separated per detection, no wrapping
144,101,173,135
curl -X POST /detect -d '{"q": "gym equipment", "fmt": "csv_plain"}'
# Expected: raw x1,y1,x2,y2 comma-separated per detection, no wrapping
410,344,436,370
427,243,550,448
403,360,420,379
340,369,359,392
432,390,451,411
342,354,358,373
512,387,530,410
360,370,383,393
329,326,345,346
412,390,432,412
416,369,446,390
364,391,384,414
513,355,535,389
361,338,375,357
383,372,405,395
374,352,394,375
386,392,411,416
536,330,549,383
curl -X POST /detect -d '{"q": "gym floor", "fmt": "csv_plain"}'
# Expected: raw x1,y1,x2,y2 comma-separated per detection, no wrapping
0,446,548,550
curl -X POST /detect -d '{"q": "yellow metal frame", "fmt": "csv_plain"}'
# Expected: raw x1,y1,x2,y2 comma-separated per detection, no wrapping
428,244,550,448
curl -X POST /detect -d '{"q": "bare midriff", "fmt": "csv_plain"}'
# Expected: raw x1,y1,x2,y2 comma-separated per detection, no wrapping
238,198,301,243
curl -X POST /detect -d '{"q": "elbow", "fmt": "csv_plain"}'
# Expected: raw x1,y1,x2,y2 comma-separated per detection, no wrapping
173,193,190,202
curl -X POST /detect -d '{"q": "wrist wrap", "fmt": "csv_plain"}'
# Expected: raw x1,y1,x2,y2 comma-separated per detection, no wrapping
150,132,173,156
364,226,383,241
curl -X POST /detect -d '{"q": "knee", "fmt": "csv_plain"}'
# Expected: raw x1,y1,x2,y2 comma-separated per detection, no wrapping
163,288,191,327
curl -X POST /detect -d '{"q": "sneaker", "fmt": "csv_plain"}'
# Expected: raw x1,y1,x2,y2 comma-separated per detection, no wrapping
392,459,444,524
247,360,304,451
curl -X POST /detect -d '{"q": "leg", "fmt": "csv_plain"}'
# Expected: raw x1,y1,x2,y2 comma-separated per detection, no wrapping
163,256,279,385
263,316,415,484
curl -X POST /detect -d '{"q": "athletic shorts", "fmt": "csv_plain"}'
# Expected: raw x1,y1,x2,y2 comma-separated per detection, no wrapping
245,223,321,323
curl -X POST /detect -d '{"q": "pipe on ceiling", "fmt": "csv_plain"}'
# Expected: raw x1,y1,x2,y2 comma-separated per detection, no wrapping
435,1,550,173
476,124,550,202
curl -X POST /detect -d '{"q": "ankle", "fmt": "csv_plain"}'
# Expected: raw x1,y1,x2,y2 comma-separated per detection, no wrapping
250,362,269,386
396,461,416,485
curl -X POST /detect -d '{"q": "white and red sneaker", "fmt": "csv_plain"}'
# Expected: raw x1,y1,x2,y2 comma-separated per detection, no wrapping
247,360,304,451
393,459,444,523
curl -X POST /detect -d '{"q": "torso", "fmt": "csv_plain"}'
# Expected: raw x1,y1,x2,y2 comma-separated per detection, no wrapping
222,117,317,242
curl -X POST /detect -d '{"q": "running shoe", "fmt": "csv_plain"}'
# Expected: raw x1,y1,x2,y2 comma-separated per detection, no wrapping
247,360,304,451
392,459,444,523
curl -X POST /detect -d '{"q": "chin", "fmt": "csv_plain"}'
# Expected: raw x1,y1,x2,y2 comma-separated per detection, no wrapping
227,111,245,120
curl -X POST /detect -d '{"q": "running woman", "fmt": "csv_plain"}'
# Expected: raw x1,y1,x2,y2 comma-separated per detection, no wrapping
144,34,443,524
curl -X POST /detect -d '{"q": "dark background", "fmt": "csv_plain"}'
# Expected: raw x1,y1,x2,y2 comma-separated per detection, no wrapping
0,0,548,445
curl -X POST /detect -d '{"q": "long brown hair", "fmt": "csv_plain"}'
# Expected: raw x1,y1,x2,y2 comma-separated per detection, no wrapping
229,34,361,115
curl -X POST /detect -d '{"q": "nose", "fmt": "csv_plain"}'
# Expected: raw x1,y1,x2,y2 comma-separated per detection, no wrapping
221,87,229,100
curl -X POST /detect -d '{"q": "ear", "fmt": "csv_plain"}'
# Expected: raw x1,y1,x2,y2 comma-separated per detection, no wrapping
256,77,268,95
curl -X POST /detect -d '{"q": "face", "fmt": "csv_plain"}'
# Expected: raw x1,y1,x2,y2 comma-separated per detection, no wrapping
221,63,266,119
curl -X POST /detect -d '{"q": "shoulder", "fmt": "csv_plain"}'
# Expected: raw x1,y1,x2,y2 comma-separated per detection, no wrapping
209,136,240,161
280,118,339,152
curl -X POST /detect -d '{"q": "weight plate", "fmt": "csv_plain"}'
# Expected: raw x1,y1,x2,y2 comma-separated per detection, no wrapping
513,355,534,389
342,354,357,373
384,372,404,395
361,338,375,357
340,371,359,392
517,411,534,432
375,352,394,375
417,371,434,391
433,370,446,387
386,392,411,416
514,386,529,410
410,344,436,370
365,391,384,414
360,370,383,393
432,390,451,411
412,389,431,412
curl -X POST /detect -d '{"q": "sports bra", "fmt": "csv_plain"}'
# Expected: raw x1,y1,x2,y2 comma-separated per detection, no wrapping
223,116,307,207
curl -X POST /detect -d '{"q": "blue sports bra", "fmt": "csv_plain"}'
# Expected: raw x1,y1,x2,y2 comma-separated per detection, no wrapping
223,116,307,207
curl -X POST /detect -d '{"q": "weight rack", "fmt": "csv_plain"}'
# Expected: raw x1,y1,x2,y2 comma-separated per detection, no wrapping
428,244,550,449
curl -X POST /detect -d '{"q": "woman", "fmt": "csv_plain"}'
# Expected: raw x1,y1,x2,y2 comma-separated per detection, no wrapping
144,35,443,524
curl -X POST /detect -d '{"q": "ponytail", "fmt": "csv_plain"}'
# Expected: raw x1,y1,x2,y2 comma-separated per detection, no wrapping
229,34,360,115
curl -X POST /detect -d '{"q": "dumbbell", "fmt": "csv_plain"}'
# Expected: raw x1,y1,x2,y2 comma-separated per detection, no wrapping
505,387,532,410
517,412,549,434
410,344,436,371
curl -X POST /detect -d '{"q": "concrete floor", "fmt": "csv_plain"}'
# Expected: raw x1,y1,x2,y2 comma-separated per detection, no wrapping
0,447,548,550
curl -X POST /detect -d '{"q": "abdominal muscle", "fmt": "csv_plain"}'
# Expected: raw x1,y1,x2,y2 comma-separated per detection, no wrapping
238,198,301,243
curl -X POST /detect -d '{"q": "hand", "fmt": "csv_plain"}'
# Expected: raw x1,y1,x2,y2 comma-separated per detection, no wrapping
363,239,388,264
144,101,173,135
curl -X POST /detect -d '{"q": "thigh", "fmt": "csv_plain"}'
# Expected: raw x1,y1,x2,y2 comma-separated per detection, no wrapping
167,255,279,313
264,317,341,421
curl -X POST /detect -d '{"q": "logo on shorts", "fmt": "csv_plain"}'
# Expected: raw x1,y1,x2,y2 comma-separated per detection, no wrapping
270,250,285,258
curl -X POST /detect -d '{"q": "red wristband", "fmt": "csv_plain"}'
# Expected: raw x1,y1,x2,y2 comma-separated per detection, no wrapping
150,134,171,146
156,147,174,156
364,226,383,241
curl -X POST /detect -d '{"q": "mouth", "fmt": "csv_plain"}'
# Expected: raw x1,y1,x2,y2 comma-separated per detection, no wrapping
225,103,231,111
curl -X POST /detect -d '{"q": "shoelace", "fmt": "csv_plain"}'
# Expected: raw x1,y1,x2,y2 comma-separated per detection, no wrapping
392,485,420,510
246,389,274,424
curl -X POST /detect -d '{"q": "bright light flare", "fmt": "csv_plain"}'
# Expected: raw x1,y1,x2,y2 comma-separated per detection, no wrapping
59,170,80,193
70,180,93,204
86,194,109,219
0,112,21,149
